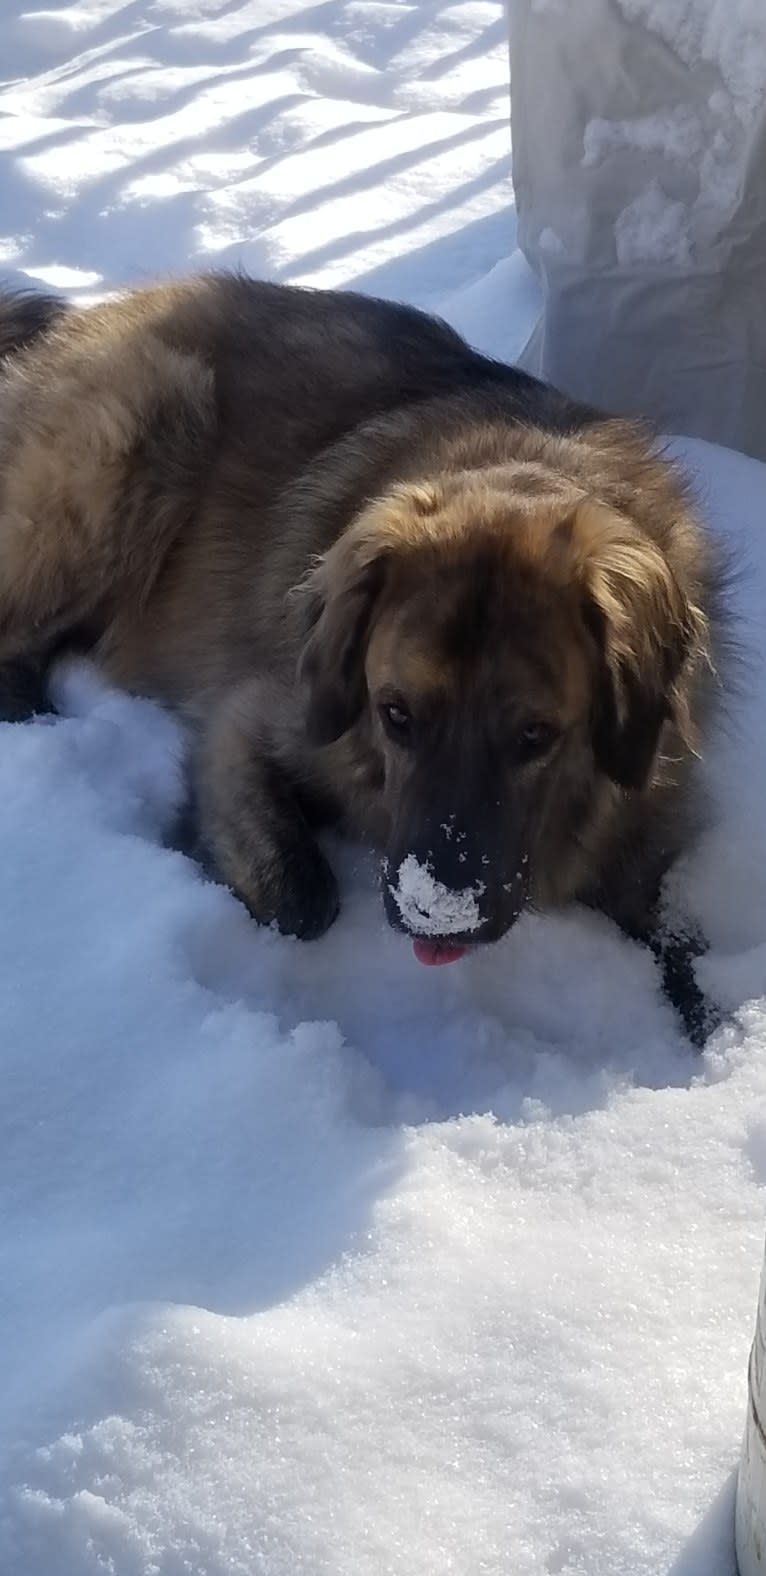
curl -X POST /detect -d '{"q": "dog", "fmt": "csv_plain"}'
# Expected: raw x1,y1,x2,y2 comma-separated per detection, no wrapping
0,273,728,1040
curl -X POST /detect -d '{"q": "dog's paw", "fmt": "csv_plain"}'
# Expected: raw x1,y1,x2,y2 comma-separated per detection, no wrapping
274,843,341,940
235,839,341,941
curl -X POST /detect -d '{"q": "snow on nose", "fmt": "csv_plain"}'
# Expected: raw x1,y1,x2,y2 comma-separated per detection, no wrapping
389,853,485,937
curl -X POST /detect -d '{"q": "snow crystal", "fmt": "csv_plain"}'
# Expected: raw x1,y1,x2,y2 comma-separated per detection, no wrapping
391,853,485,935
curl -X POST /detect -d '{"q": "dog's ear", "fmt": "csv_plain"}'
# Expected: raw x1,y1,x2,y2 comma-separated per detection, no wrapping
566,500,706,790
296,520,389,745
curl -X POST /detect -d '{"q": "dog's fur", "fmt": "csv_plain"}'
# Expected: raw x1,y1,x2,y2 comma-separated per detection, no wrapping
0,274,727,1031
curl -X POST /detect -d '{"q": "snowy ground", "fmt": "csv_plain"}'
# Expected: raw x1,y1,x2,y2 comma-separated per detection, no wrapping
0,0,537,353
1,3,766,1574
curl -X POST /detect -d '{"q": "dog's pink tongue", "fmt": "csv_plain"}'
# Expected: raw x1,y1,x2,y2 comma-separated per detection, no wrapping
412,938,469,966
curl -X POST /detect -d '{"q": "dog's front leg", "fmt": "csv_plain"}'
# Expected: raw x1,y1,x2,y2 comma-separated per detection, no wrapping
611,897,722,1049
642,921,722,1050
194,681,340,940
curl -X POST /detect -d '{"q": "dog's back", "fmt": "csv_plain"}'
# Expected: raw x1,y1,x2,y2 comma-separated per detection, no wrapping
158,274,591,439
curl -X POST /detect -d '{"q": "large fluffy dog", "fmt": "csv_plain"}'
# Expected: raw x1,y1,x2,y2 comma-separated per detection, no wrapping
0,274,726,1033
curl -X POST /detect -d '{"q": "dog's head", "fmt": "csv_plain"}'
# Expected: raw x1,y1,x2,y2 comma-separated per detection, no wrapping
298,468,706,949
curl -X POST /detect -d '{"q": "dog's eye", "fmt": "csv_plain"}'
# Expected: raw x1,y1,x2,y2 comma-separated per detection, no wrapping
380,700,412,739
516,720,559,761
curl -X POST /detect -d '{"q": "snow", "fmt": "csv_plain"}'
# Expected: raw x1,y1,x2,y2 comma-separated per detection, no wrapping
582,109,704,169
616,2,766,121
1,4,766,1575
614,180,692,266
586,1,766,262
0,0,529,349
390,854,485,936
